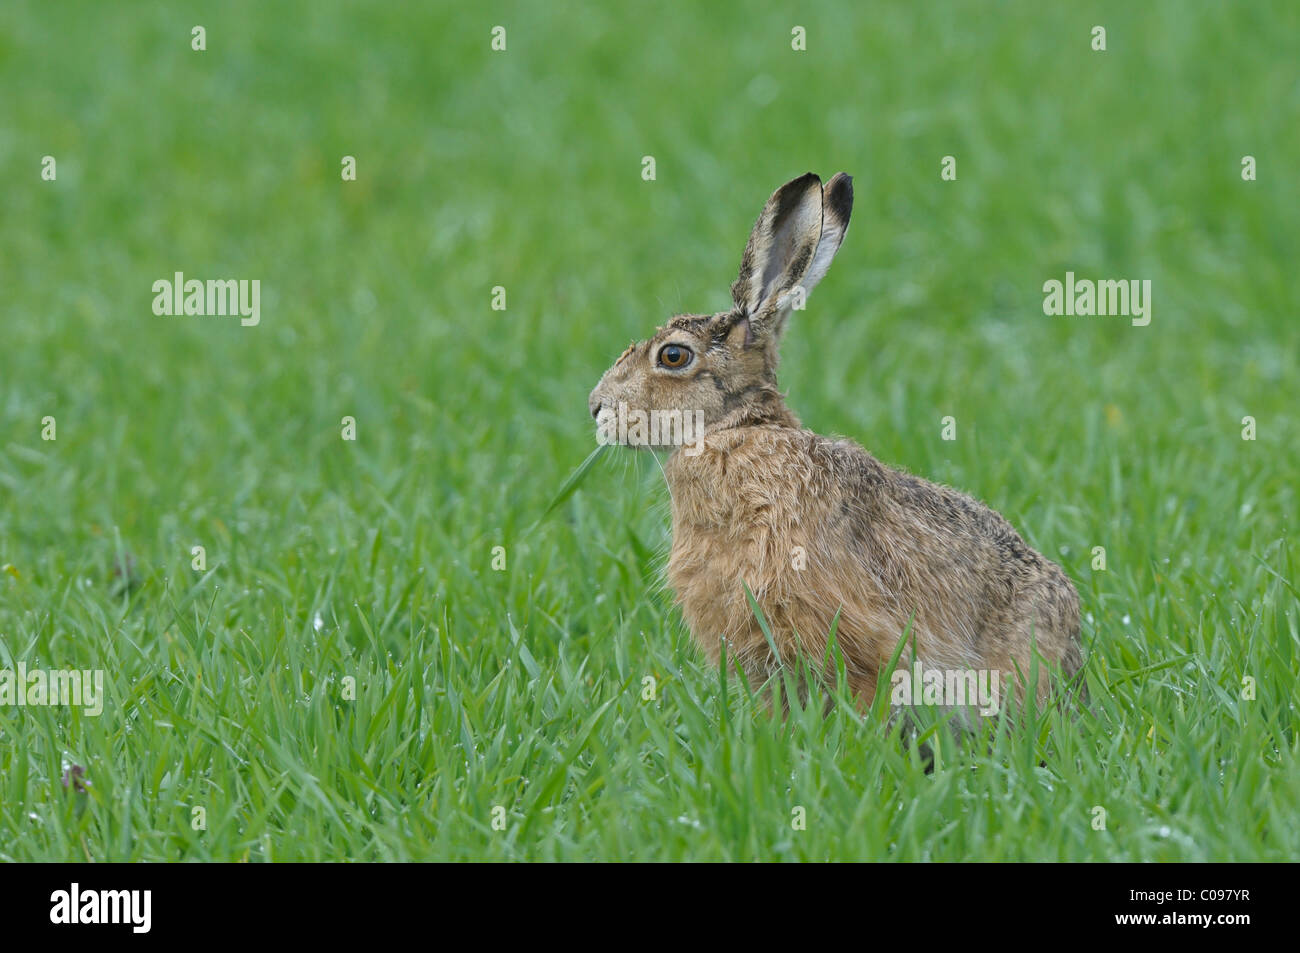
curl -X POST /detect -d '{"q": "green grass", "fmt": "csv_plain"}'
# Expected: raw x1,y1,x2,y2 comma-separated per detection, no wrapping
1,0,1297,861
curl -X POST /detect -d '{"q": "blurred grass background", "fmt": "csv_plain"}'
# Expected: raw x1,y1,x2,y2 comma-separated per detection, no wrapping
0,1,1296,860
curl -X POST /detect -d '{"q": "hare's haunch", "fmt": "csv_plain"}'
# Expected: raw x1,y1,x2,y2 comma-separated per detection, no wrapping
589,173,1083,715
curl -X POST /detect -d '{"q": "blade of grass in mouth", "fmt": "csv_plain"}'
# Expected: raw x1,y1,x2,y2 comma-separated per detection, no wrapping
534,443,609,527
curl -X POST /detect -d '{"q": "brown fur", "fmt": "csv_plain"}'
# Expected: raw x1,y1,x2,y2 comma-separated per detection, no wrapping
588,173,1083,715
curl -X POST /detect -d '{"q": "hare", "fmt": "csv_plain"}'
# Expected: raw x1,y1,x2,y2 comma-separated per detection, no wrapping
588,172,1083,719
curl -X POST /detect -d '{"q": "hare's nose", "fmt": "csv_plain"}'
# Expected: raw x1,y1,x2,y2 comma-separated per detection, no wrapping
588,392,603,419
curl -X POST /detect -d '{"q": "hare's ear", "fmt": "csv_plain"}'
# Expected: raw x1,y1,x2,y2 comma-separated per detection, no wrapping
730,173,824,339
730,172,853,342
804,172,853,295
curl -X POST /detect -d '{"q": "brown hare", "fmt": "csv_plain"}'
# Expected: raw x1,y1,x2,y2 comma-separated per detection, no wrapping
588,172,1083,720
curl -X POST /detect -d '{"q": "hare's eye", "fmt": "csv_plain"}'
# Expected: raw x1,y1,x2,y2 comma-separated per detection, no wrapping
658,344,692,369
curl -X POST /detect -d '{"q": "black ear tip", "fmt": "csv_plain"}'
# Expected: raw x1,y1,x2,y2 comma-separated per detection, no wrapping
826,172,854,217
774,171,816,189
772,173,823,217
791,171,822,190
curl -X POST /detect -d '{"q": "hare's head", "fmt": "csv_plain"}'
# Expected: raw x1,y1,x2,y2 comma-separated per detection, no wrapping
588,172,853,449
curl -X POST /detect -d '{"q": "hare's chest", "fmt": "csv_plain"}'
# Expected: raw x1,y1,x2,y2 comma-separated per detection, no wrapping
664,486,815,653
665,519,769,660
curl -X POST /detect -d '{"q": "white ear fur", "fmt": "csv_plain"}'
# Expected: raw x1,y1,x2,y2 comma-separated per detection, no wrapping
801,173,853,297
